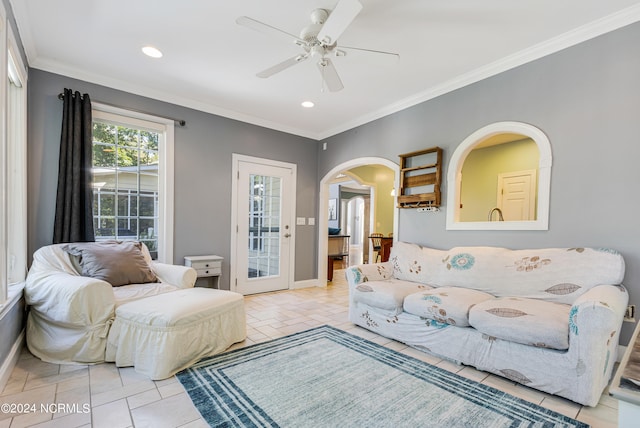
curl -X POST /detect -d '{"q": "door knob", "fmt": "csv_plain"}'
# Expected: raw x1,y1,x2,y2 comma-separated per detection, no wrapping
284,233,291,238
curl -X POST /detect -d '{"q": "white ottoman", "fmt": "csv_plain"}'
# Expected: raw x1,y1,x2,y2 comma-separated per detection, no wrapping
106,287,246,379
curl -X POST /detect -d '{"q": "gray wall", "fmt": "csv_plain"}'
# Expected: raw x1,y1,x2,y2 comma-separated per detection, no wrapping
27,71,319,286
319,22,640,344
0,298,25,364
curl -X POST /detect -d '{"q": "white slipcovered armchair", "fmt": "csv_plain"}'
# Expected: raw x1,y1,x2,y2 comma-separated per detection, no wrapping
24,242,197,364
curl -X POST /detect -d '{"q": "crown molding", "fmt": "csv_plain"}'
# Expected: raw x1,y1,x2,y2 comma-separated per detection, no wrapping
317,4,640,140
31,57,322,140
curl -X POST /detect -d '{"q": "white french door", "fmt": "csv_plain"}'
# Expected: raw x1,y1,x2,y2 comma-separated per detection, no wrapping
231,155,296,295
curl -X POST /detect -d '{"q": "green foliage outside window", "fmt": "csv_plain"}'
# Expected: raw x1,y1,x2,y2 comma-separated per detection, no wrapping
92,121,160,258
93,122,158,168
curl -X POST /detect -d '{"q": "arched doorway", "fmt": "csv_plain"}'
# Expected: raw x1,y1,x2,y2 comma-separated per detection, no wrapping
318,157,399,285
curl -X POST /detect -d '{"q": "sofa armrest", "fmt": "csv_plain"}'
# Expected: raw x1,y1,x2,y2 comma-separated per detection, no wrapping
345,262,393,287
569,284,629,388
151,262,197,289
25,271,116,327
571,284,628,337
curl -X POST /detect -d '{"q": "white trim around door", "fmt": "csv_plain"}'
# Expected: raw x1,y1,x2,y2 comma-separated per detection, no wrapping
318,157,400,286
230,154,297,295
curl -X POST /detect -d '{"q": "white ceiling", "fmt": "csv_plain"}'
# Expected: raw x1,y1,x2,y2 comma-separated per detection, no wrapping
11,0,640,140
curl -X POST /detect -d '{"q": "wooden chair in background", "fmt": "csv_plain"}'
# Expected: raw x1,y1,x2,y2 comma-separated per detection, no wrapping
369,233,384,263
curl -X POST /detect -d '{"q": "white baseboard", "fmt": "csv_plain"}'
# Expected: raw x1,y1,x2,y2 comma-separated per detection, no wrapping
292,279,321,290
0,330,25,392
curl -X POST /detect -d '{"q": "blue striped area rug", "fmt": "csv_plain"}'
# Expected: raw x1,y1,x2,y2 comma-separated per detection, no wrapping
177,325,588,427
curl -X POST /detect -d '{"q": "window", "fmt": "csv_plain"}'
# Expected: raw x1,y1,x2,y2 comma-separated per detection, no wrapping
1,18,28,306
92,106,174,262
248,174,281,278
6,47,27,286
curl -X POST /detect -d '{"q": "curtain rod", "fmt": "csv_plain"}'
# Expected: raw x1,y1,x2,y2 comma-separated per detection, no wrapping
57,92,186,127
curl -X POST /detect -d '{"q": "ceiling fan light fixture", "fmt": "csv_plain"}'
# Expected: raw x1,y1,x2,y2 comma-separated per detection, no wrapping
310,45,324,58
142,46,163,58
301,101,315,108
237,0,393,93
310,9,329,25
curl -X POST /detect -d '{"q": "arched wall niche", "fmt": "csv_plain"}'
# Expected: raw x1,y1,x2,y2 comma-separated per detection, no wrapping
446,121,552,231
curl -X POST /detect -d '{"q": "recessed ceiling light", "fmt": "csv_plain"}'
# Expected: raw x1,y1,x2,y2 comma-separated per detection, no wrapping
301,101,314,108
142,46,163,58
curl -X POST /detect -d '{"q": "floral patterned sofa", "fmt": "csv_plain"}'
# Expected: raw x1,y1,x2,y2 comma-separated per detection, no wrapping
346,241,628,406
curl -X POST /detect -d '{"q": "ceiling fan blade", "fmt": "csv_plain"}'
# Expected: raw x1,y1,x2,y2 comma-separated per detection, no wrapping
257,54,309,78
317,0,363,45
236,16,306,46
317,58,344,92
339,46,400,65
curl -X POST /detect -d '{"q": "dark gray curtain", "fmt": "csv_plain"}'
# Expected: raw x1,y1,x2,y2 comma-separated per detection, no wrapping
53,88,95,243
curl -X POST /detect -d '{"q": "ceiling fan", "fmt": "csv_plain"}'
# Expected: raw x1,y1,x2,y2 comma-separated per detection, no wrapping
236,0,399,92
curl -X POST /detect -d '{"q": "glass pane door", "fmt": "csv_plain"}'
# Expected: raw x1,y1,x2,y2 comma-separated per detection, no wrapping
248,174,281,278
235,158,293,295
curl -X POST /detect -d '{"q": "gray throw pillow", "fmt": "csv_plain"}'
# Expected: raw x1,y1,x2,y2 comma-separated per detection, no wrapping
62,241,158,287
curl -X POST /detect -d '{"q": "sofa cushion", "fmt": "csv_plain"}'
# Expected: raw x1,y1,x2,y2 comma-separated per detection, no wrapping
388,241,434,285
352,279,432,317
388,242,625,304
468,297,571,350
403,287,494,327
63,241,157,287
112,282,180,307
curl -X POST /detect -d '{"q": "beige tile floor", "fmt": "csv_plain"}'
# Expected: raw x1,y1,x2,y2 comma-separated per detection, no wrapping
1,270,619,427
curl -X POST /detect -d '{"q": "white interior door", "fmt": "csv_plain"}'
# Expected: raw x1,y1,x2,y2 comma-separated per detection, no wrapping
232,155,295,295
497,169,537,221
347,197,365,246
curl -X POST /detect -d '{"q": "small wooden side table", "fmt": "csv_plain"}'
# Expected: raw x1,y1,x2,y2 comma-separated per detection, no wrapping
184,255,223,289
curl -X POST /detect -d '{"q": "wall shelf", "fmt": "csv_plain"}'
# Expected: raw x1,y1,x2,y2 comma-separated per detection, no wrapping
397,147,442,208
